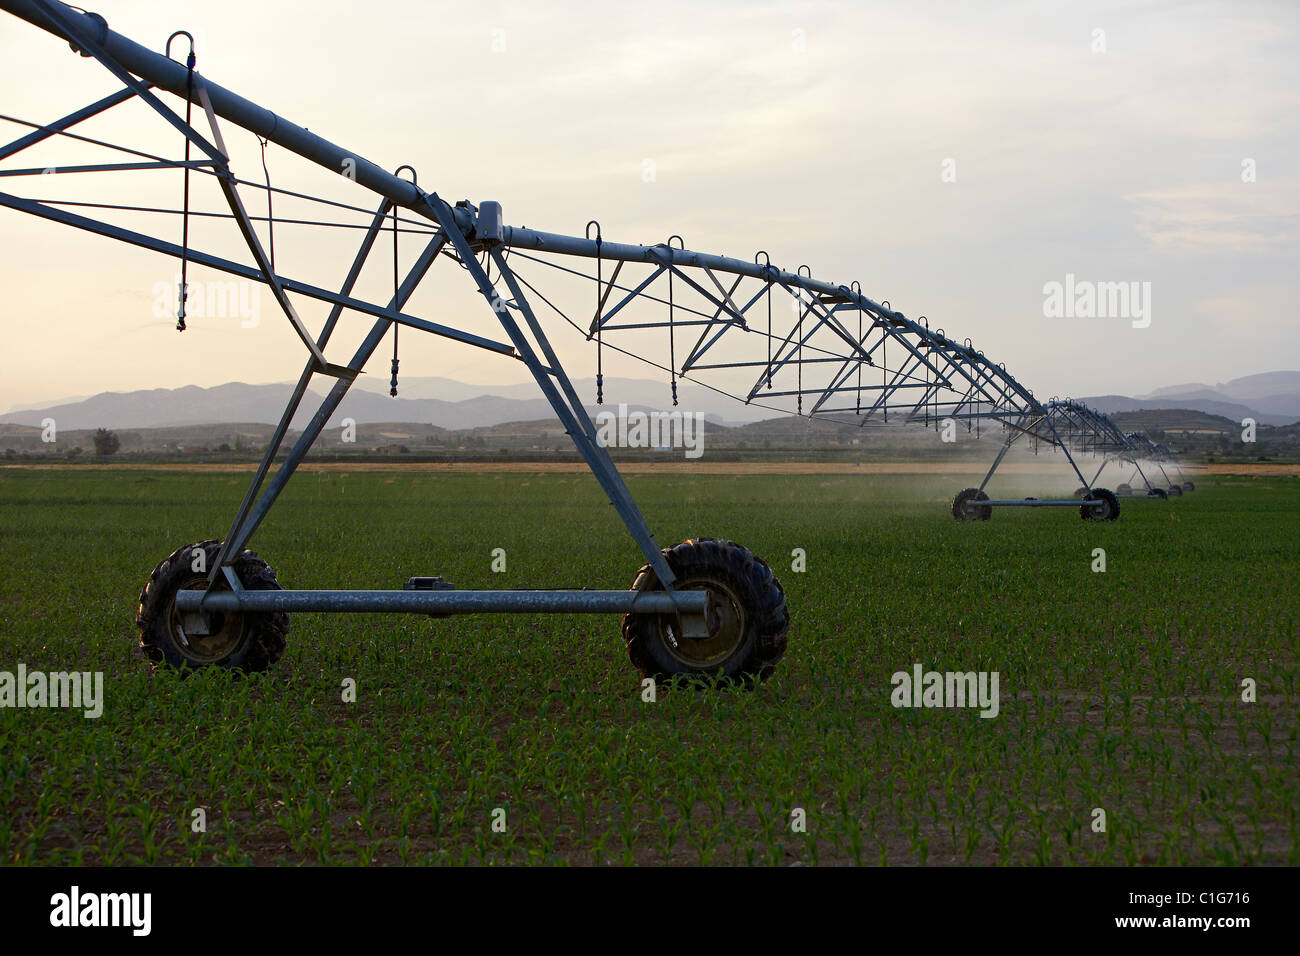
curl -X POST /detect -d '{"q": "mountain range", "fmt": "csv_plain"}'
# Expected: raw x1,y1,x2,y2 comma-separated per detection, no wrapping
1077,371,1300,426
3,371,1298,431
0,376,761,431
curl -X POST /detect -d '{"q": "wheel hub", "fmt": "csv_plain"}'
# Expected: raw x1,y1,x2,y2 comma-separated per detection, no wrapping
659,575,745,669
168,581,247,663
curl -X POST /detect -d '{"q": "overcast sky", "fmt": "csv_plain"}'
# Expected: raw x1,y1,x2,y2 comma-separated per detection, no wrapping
0,0,1296,413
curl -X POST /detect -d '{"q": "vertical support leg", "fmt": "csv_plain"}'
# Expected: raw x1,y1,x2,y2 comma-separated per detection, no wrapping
978,440,1014,493
210,199,394,579
1043,412,1092,490
420,195,677,587
487,245,679,588
977,414,1040,493
218,232,448,558
1090,457,1110,486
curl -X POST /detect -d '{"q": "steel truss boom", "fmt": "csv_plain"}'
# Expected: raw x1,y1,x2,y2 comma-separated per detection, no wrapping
0,0,1178,574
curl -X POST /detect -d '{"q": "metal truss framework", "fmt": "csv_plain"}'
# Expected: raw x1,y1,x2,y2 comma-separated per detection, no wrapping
1,0,1192,622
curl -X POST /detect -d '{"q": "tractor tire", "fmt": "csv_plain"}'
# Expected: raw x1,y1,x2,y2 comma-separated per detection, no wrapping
1183,481,1195,492
137,539,289,673
1168,485,1183,497
1116,483,1131,495
952,488,992,521
623,538,788,685
1080,488,1120,522
1148,487,1168,500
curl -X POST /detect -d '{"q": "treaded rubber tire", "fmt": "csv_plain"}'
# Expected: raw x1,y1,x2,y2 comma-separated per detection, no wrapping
1148,487,1168,499
137,539,289,673
1116,483,1131,495
952,488,992,521
1080,488,1120,521
1168,485,1183,497
622,537,788,685
1183,481,1195,492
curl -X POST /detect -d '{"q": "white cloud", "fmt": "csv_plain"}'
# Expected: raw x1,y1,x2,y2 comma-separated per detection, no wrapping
1126,179,1300,253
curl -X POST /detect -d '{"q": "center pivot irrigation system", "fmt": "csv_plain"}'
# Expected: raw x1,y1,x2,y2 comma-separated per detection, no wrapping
1,0,1191,682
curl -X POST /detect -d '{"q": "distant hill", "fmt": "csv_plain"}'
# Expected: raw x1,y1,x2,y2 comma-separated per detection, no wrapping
1076,393,1283,424
1108,409,1239,433
0,382,559,432
1143,370,1300,402
6,372,1298,437
0,376,771,432
1107,409,1300,458
1122,370,1300,424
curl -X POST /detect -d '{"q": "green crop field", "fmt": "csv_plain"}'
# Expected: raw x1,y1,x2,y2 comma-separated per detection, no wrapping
1,467,1297,865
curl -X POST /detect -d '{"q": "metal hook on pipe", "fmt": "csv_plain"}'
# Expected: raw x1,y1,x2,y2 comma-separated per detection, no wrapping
754,252,774,389
793,268,812,413
850,281,865,413
388,166,417,397
587,221,604,403
165,30,194,64
666,236,683,404
168,29,197,332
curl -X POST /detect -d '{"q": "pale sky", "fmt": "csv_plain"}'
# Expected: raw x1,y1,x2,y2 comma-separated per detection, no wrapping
0,0,1296,414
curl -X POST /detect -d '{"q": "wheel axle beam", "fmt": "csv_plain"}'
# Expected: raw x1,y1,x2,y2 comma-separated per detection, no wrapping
175,587,711,630
976,499,1103,507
